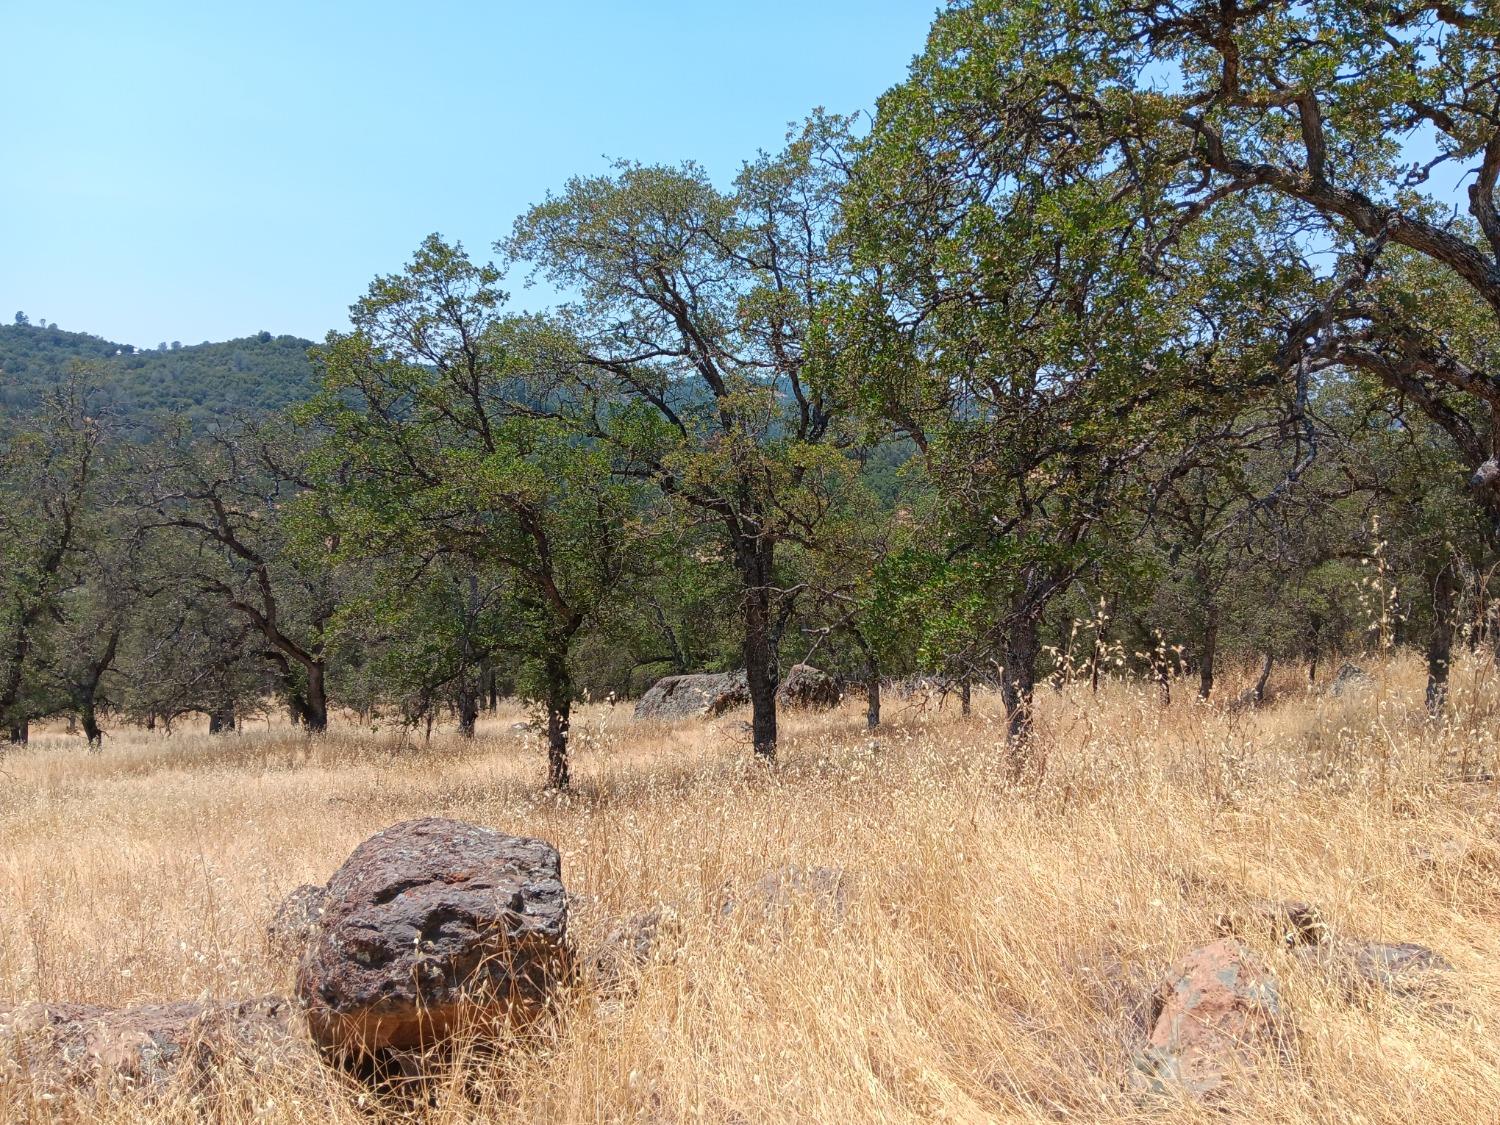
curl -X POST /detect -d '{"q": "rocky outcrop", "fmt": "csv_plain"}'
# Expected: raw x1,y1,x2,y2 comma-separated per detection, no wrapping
295,817,573,1059
1131,938,1283,1100
777,664,842,711
635,665,846,719
0,996,308,1094
1216,896,1452,999
634,672,749,719
1296,938,1452,997
267,884,328,960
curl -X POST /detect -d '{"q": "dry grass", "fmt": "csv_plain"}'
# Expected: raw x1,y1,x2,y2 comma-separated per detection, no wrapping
3,651,1500,1122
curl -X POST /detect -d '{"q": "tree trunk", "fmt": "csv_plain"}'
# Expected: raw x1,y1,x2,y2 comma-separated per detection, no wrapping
80,688,102,749
76,627,118,751
650,599,689,675
208,704,236,734
544,654,571,790
849,630,880,730
1087,596,1112,696
999,618,1041,770
1427,565,1458,714
457,674,480,738
1198,614,1218,700
7,721,28,745
960,678,972,716
1249,651,1274,707
485,662,499,712
737,538,779,760
303,662,329,732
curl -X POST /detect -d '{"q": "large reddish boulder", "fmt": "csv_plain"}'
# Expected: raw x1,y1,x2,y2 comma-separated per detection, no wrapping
294,818,573,1059
1131,938,1283,1099
0,996,307,1094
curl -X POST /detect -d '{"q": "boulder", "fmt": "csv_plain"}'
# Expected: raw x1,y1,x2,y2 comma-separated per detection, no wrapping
634,672,749,720
0,996,307,1095
267,883,328,960
1131,938,1283,1100
295,817,573,1059
777,664,842,711
1329,662,1373,696
1214,894,1453,1000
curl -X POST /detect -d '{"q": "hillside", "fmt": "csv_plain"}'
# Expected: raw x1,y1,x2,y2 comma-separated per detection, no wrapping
0,322,320,426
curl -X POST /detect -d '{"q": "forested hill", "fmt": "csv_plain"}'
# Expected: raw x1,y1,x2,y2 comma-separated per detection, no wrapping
0,321,320,426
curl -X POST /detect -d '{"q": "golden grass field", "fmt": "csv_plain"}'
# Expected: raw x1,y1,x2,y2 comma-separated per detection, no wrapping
3,652,1500,1123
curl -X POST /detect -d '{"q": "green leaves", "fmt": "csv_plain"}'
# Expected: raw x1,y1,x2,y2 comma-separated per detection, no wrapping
314,235,672,729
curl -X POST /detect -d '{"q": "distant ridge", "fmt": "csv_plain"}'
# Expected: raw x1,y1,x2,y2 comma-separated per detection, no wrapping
0,321,320,426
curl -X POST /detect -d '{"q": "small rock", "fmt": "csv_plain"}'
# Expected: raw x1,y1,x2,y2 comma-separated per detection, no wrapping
0,996,307,1095
509,720,539,733
1296,938,1452,997
722,865,850,921
295,817,574,1060
589,906,684,995
1329,662,1372,696
1130,938,1283,1100
1215,899,1328,948
267,884,328,960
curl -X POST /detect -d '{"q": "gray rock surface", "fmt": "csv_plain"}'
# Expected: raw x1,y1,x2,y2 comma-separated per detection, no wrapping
634,672,749,719
1296,938,1453,997
0,996,308,1094
777,664,842,711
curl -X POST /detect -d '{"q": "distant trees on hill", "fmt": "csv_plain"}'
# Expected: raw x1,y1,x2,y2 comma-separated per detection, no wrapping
0,322,318,427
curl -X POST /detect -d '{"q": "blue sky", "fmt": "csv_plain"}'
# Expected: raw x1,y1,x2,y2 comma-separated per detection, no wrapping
1,1,937,347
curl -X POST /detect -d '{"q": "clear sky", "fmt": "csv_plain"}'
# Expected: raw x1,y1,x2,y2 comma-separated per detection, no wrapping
1,1,937,347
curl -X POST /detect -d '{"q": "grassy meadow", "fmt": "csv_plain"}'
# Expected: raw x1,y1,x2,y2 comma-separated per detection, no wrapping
3,653,1500,1122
